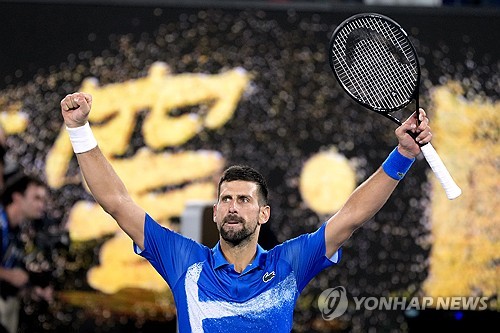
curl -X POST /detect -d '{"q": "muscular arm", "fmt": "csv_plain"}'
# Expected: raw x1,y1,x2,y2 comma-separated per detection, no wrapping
324,110,432,258
324,167,398,258
61,93,146,249
76,147,146,249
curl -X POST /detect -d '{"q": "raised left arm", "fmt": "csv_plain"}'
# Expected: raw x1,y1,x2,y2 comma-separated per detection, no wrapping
324,109,432,258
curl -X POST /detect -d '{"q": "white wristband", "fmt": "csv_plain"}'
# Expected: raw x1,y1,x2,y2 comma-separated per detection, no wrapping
66,122,98,154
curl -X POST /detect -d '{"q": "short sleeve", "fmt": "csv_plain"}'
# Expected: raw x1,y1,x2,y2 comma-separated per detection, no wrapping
272,223,342,292
134,214,208,288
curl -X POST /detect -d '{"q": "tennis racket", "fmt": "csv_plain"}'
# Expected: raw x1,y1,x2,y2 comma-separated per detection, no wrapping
329,13,461,200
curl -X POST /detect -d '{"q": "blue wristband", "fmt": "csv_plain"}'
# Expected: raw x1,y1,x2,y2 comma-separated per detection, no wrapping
382,147,415,180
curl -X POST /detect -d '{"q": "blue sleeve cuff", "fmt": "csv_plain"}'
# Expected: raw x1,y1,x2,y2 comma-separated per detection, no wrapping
328,247,342,264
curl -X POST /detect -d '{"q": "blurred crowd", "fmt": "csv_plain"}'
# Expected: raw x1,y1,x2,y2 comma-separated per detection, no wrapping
0,124,69,333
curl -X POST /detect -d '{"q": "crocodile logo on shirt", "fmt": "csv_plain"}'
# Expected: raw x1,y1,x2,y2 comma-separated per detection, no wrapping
262,271,276,283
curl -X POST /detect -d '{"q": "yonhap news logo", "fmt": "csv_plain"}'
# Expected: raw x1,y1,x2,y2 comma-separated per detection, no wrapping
317,286,349,320
317,286,490,320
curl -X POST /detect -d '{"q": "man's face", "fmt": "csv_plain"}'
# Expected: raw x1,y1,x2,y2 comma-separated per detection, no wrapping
19,184,47,220
213,180,269,246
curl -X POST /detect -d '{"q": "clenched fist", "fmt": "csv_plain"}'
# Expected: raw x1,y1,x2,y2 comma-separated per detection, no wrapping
60,92,93,128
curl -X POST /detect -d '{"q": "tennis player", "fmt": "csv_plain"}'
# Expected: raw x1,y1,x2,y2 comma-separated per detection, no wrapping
60,92,431,332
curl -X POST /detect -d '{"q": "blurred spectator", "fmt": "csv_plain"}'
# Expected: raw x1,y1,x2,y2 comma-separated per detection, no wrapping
0,125,6,193
0,174,52,333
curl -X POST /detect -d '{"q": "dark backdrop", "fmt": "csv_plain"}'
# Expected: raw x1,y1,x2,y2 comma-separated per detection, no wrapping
0,2,498,332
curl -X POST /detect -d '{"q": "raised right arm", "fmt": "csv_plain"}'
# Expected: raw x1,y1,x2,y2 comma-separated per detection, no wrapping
60,93,146,249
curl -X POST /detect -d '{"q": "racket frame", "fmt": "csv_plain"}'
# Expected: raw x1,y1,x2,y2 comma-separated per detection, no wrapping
328,13,462,200
328,12,421,126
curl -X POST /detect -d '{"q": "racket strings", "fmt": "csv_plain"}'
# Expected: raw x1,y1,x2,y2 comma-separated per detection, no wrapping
349,20,413,106
336,19,414,101
370,19,416,102
331,17,418,111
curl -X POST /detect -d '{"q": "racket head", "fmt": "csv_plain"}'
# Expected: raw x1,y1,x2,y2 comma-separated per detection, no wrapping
329,13,420,114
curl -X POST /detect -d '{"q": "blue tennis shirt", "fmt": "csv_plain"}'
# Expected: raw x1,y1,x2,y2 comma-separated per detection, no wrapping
135,214,341,332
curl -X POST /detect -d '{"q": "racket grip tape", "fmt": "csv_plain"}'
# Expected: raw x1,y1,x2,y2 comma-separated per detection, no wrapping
420,143,462,200
382,147,415,181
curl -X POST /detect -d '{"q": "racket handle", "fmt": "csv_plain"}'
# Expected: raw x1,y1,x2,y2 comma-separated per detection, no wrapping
420,143,462,200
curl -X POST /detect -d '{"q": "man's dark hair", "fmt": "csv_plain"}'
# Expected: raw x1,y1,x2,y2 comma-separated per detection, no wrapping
217,165,268,205
1,173,46,207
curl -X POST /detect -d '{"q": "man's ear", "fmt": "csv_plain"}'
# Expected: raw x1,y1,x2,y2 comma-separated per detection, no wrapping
12,192,23,203
259,205,270,225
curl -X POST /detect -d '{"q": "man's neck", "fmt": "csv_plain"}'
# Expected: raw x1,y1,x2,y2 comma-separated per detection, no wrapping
219,237,259,273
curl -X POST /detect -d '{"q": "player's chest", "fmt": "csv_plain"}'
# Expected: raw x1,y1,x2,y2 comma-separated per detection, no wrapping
184,261,297,303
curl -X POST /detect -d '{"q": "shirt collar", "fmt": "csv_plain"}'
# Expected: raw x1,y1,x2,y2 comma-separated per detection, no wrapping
212,242,267,273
